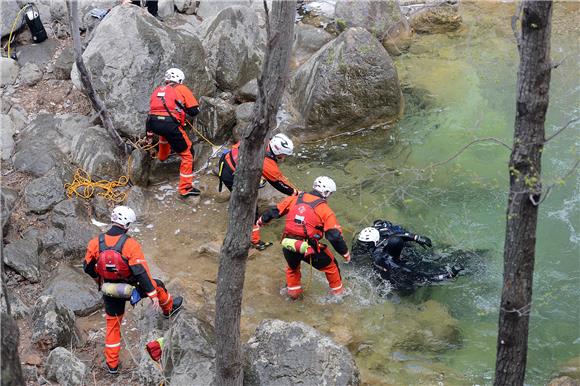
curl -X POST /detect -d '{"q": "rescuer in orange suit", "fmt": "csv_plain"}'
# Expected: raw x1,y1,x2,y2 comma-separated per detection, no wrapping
254,176,351,299
83,206,183,374
218,133,298,250
147,68,200,198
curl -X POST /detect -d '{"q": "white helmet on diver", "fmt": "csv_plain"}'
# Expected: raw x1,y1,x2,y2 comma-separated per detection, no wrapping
269,133,294,156
111,206,136,229
313,176,336,198
164,68,185,84
358,227,380,246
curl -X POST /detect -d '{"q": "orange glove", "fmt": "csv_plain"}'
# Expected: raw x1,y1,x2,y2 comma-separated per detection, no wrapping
343,251,351,264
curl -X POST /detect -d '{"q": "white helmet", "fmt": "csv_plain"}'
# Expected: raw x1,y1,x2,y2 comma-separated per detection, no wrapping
313,176,336,198
111,206,136,228
358,227,380,245
269,133,294,156
164,68,185,84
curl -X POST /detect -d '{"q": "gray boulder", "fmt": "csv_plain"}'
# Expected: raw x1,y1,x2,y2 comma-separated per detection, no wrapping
0,290,29,319
3,238,40,282
1,1,21,38
335,0,412,56
14,39,59,68
71,125,122,178
8,105,27,132
235,102,255,124
244,319,360,386
50,0,116,31
71,5,214,138
236,79,258,102
45,347,86,386
291,28,402,134
91,195,110,223
196,96,236,141
0,114,15,161
203,6,266,91
196,0,252,20
292,23,334,68
31,296,78,351
0,58,19,87
163,311,215,385
24,168,66,214
128,148,151,187
53,45,74,80
51,199,99,261
1,187,18,233
20,63,43,87
42,265,103,316
125,186,148,219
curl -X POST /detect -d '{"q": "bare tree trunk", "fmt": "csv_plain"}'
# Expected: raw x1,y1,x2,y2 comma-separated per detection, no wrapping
68,0,129,155
494,1,552,385
214,2,295,385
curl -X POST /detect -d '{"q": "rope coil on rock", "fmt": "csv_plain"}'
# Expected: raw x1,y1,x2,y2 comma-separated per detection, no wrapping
64,168,129,203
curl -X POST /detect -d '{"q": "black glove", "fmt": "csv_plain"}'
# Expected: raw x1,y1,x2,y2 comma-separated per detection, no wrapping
416,235,432,248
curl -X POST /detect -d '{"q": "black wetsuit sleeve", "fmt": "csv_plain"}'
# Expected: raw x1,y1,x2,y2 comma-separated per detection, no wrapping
267,179,295,196
326,228,348,256
83,260,99,279
261,207,281,224
185,106,199,117
130,264,156,295
392,232,418,243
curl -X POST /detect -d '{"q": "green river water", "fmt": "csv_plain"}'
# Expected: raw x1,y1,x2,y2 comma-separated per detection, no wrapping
284,2,580,384
143,2,579,385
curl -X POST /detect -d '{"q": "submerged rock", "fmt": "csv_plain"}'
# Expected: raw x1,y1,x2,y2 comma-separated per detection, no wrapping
291,27,402,134
31,296,78,351
244,319,360,386
409,3,462,34
45,347,86,386
42,265,103,316
71,5,214,137
548,377,580,386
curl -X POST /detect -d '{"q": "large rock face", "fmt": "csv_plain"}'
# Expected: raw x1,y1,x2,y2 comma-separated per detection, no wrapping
51,199,99,261
335,0,412,55
1,188,18,234
72,5,214,137
3,238,40,283
291,28,402,134
0,1,20,38
292,23,334,69
162,311,216,384
42,265,103,316
202,6,266,91
71,125,122,178
31,296,78,351
1,313,24,385
244,319,360,386
24,168,66,214
45,347,86,386
196,96,237,141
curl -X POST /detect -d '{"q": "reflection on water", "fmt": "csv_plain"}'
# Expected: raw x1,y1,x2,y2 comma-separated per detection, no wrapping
138,2,579,385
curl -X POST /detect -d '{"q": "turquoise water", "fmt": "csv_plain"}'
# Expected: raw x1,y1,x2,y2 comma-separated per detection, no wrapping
282,2,580,384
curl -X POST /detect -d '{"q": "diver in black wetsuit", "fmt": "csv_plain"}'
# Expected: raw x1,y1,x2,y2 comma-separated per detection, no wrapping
352,220,463,293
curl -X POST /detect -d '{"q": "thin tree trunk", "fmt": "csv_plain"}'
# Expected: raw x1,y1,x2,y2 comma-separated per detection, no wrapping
494,1,552,385
213,2,295,385
67,0,129,155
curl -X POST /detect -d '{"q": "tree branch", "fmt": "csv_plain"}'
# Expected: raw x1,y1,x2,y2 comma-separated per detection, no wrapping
68,0,130,155
428,137,512,169
545,117,579,142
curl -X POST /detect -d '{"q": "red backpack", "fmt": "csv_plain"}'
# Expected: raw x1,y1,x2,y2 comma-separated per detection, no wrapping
149,84,185,123
284,193,326,242
95,234,132,281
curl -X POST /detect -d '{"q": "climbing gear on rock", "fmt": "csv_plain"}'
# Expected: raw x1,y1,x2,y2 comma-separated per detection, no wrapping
101,283,135,299
146,337,165,362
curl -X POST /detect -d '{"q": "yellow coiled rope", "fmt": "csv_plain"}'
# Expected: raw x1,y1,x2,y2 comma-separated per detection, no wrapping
64,168,129,203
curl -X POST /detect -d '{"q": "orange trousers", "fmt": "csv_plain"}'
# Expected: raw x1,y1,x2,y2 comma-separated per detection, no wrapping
157,126,194,194
104,282,173,368
282,246,343,298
